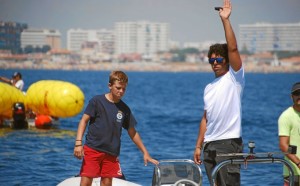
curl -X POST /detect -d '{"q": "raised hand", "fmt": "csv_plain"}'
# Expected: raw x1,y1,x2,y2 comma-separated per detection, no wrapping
219,0,232,19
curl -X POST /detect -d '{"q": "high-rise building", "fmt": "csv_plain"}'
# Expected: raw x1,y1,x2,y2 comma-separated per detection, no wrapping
21,28,61,50
114,21,170,58
67,29,114,53
239,22,300,53
0,21,28,54
97,30,114,55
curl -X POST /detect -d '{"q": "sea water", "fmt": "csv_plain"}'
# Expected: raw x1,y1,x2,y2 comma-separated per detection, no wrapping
0,69,298,186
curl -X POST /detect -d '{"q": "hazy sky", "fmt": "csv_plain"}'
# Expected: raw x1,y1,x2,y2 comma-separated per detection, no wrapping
1,0,300,48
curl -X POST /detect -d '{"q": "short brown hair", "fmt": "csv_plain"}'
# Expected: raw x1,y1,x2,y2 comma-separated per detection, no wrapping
109,71,128,84
207,43,229,64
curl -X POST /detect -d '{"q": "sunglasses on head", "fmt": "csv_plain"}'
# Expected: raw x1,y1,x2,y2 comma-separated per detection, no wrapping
208,57,224,64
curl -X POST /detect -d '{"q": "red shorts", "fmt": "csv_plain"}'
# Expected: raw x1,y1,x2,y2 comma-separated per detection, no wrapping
80,145,123,178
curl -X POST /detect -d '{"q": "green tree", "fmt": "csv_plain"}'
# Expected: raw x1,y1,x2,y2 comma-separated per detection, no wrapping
170,47,200,62
42,45,51,53
35,46,42,53
24,45,34,54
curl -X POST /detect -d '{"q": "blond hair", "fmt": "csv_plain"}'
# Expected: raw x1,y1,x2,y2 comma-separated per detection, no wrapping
109,71,128,84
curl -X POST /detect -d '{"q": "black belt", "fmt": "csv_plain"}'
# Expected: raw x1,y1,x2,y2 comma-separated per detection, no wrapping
207,137,242,145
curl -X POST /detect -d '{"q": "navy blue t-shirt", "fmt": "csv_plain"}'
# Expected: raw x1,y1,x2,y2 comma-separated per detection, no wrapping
84,94,136,156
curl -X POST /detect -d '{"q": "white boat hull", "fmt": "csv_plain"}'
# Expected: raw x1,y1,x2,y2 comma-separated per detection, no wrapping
57,176,142,186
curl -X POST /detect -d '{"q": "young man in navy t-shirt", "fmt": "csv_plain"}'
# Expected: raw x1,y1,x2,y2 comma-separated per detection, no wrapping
74,71,158,186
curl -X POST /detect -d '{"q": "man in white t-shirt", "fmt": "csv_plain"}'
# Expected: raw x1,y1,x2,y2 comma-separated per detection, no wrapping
193,0,245,185
0,71,24,91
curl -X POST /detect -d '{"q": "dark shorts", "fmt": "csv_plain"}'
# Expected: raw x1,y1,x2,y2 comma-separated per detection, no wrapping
203,138,243,186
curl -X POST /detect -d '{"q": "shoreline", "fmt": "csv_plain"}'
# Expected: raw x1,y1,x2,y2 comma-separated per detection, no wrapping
0,61,299,73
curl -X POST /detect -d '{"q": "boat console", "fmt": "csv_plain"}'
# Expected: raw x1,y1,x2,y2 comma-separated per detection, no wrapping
211,141,297,186
152,159,202,186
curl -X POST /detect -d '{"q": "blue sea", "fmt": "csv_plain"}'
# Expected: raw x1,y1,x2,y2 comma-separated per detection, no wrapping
0,69,299,186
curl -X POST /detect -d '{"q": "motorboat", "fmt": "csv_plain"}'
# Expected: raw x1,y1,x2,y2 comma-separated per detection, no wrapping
57,176,142,186
57,159,202,186
58,142,297,186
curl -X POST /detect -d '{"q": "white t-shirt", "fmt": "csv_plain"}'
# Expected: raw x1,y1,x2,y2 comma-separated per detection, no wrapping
15,79,24,91
203,66,245,142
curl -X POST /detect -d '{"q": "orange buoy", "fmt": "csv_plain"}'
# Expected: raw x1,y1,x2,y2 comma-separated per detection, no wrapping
35,114,52,129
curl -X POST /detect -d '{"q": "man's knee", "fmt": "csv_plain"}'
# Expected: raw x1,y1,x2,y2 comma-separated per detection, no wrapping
101,177,113,186
80,176,93,186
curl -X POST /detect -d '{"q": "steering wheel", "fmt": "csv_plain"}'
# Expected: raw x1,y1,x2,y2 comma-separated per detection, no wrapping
174,179,199,186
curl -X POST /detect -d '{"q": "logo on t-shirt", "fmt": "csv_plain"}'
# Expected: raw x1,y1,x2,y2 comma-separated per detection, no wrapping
116,111,123,122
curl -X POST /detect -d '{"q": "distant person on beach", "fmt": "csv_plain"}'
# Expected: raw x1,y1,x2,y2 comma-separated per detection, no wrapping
278,82,300,186
73,71,158,186
0,71,24,91
193,0,245,185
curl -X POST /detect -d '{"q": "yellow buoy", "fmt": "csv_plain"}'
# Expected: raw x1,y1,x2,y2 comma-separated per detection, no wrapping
26,80,85,118
0,82,25,119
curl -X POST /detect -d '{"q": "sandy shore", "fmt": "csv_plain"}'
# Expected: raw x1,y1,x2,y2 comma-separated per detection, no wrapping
0,60,299,73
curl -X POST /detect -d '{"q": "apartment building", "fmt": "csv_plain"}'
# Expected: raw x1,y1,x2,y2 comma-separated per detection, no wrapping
239,22,300,53
67,29,114,53
0,21,28,54
114,21,170,58
21,28,61,50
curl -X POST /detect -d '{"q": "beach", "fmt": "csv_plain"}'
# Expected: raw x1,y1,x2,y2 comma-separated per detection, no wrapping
0,60,299,73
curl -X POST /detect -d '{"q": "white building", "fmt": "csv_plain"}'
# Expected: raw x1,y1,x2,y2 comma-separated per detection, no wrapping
168,40,181,50
114,21,170,58
239,22,300,53
21,28,61,49
67,29,114,53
